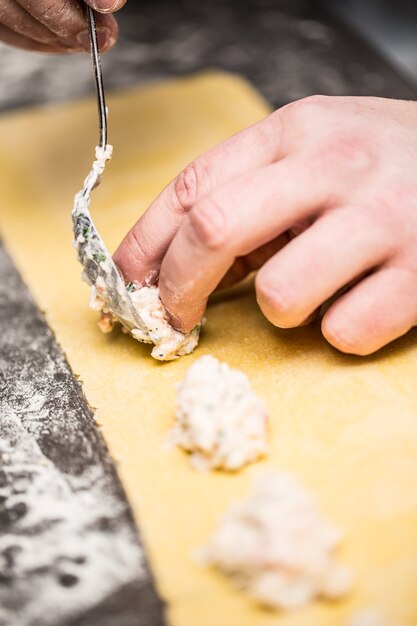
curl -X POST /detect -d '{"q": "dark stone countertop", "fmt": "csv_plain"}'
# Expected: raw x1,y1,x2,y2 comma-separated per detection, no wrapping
0,248,165,626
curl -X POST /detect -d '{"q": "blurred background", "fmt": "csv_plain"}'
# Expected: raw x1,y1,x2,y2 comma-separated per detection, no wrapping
0,0,416,113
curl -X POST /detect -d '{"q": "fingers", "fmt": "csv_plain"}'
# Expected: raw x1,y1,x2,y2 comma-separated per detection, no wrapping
322,265,417,355
255,207,392,329
0,21,71,52
0,0,57,46
14,0,118,52
159,156,331,332
216,235,290,291
113,113,285,284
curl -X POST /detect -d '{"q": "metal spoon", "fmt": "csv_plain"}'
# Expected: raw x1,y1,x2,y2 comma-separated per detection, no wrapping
71,5,147,333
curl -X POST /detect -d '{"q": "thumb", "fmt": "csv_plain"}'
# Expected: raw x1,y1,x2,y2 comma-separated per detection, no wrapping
85,0,127,14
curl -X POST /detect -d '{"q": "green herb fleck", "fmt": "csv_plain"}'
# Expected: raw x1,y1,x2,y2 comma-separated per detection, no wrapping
126,281,136,293
93,252,106,264
82,225,90,239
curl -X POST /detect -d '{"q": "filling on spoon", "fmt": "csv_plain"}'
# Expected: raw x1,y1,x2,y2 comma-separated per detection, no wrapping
72,146,202,361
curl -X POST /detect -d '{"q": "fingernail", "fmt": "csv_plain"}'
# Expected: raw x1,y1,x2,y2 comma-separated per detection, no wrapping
164,305,183,332
77,27,112,52
91,0,119,13
165,302,205,334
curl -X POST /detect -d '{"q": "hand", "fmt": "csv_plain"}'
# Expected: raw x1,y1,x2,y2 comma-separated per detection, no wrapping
114,96,417,356
0,0,126,53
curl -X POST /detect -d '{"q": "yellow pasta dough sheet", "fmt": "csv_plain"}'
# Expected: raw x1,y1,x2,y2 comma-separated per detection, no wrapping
0,72,417,626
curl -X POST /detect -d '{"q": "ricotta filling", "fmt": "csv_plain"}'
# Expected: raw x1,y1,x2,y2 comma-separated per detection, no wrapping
201,473,353,609
72,146,202,360
169,355,268,471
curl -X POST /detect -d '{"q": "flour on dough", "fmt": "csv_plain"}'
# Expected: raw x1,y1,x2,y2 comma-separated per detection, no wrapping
72,146,202,361
168,355,268,471
201,473,353,609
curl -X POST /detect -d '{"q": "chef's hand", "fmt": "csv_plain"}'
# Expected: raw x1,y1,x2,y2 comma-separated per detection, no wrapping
0,0,126,53
114,96,417,356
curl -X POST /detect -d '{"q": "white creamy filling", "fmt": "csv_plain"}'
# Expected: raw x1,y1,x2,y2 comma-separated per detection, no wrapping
201,473,352,609
169,355,268,470
91,284,201,360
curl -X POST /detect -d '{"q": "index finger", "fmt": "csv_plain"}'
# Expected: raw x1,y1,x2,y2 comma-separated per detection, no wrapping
113,113,285,285
17,0,119,50
158,155,331,332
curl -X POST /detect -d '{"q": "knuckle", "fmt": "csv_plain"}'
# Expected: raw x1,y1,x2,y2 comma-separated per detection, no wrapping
258,111,285,157
173,163,199,214
40,2,68,22
172,158,211,215
188,197,229,250
303,94,329,107
36,1,78,37
128,226,153,264
324,133,374,173
284,94,329,120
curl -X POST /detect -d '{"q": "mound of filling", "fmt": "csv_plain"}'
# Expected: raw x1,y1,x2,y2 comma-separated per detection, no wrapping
168,355,268,471
90,284,202,361
201,473,353,610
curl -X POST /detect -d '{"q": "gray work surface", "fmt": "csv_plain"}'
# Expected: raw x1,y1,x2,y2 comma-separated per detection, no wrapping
0,1,416,625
